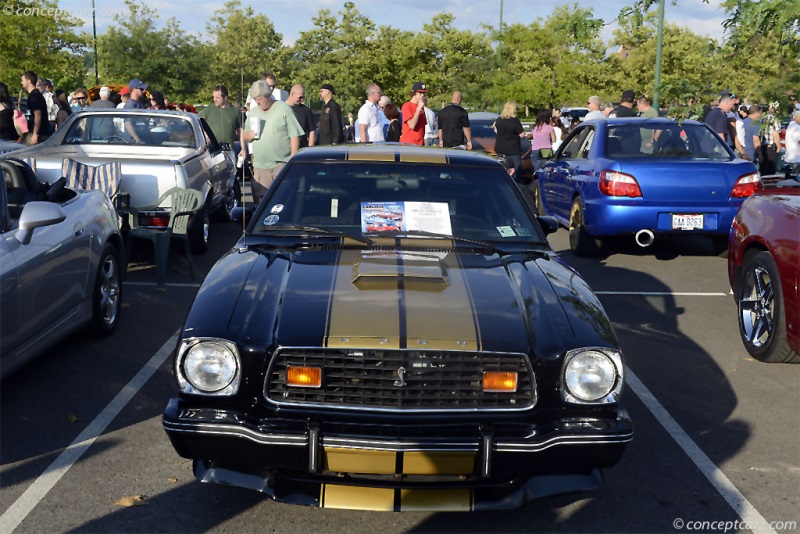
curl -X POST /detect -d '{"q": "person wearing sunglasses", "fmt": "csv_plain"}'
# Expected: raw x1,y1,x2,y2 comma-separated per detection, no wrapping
584,95,606,121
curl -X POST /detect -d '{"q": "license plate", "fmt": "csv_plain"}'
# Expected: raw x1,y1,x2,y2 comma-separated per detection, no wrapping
672,214,704,230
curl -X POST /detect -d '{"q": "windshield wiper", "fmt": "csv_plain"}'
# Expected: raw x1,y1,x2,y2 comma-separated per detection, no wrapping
253,225,373,245
364,230,497,252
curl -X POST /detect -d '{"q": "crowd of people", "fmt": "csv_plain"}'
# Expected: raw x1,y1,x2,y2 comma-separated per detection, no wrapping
3,70,798,182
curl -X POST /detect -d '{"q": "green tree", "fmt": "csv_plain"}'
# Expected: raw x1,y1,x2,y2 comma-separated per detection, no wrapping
609,14,719,106
98,1,207,101
491,5,611,113
0,0,87,93
205,0,285,104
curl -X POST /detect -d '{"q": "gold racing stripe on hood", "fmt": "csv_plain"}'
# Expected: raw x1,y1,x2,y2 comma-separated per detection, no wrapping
403,250,481,351
325,248,401,349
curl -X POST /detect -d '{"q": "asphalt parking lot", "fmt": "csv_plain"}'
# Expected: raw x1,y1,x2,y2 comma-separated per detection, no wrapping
1,216,798,533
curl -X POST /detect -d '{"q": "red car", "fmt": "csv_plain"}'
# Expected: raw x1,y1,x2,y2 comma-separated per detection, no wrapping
728,179,800,363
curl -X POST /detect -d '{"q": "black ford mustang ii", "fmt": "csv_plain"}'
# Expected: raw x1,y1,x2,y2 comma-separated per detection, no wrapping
163,145,633,511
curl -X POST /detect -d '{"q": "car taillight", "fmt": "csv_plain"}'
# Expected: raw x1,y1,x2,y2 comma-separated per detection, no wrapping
730,172,762,198
140,214,171,227
599,170,642,198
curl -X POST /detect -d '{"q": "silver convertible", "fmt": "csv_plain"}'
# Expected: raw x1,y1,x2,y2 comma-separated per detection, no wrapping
1,158,123,379
11,109,238,253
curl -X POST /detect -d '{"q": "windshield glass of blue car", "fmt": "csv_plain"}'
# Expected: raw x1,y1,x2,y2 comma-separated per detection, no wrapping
63,115,196,148
605,123,732,159
252,162,545,244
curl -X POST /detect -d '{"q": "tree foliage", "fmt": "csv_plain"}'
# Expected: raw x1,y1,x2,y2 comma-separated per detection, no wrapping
0,0,87,94
3,0,796,113
98,1,207,101
205,0,285,103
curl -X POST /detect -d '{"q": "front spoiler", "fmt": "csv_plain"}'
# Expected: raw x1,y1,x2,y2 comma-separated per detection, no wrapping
194,459,605,511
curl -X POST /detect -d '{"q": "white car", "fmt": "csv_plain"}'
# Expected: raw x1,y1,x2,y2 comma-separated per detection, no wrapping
10,109,238,253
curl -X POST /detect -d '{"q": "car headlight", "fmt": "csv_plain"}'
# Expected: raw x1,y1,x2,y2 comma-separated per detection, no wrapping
562,348,624,404
176,338,241,396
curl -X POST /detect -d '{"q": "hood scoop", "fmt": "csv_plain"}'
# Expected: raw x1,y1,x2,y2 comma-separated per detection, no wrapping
352,250,449,289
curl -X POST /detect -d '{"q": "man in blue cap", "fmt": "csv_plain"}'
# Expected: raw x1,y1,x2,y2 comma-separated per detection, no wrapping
124,78,148,109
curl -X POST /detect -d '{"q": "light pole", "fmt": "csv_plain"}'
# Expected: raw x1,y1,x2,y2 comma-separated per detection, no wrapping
92,0,99,85
653,0,665,110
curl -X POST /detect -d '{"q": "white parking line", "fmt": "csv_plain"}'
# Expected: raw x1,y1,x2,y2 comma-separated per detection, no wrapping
0,331,179,533
625,369,776,534
596,291,729,296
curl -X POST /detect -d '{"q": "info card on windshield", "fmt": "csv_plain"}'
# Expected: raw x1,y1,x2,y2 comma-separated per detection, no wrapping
361,202,451,235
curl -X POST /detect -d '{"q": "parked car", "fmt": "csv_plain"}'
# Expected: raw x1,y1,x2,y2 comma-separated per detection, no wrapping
1,157,123,379
9,109,238,253
534,117,762,256
163,144,633,511
728,175,800,363
0,140,25,157
468,111,534,182
560,107,589,129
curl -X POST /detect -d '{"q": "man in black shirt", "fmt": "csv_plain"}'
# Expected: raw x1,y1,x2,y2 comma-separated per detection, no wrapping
20,71,52,145
609,90,636,118
437,91,472,149
317,84,344,145
287,84,315,148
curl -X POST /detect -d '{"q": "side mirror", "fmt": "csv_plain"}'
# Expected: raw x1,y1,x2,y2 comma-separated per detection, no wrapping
230,205,255,226
537,215,559,236
16,201,67,245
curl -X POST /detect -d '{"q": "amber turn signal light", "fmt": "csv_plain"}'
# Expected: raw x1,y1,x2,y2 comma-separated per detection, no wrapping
287,366,322,388
482,371,517,392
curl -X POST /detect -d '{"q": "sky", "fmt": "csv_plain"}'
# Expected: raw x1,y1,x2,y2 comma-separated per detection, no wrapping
58,0,730,45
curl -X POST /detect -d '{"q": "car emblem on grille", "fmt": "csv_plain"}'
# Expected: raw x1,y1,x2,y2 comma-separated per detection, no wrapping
393,366,407,387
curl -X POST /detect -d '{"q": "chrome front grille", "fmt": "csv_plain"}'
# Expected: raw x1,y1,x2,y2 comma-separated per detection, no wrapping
264,348,536,412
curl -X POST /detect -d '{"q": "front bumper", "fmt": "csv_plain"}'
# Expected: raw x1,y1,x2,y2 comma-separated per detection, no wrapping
163,399,633,511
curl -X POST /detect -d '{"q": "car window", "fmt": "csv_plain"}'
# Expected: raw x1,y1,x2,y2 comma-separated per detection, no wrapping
558,127,592,160
252,162,545,244
63,114,196,148
606,123,733,159
470,120,496,138
200,118,222,152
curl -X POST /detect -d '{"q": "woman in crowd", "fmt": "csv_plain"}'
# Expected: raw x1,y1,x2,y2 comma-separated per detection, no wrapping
529,108,555,170
551,115,568,152
53,89,72,129
0,82,18,141
383,103,401,142
149,90,167,110
493,101,525,177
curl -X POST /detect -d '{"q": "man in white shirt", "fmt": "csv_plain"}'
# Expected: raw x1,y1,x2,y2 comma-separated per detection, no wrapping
785,111,800,169
584,95,606,121
357,83,384,143
422,95,438,146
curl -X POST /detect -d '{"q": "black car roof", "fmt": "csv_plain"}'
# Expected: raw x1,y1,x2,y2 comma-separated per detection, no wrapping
290,144,501,167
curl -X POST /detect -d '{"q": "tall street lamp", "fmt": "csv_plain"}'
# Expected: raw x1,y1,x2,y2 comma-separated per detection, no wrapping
92,0,99,85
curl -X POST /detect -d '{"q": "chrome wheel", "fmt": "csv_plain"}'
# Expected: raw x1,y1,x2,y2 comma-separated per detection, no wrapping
739,265,773,348
89,245,122,337
98,253,121,327
736,251,799,363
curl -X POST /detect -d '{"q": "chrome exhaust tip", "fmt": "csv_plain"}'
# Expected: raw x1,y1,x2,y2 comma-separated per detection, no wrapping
635,229,655,247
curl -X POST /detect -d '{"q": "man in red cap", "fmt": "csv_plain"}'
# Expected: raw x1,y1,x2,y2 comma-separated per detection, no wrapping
400,82,427,145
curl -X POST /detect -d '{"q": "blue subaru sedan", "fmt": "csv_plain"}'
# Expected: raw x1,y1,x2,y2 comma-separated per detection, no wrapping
533,118,761,256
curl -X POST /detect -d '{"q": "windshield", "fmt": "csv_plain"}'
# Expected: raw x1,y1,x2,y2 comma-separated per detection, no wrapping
606,123,732,159
62,113,196,148
251,162,545,244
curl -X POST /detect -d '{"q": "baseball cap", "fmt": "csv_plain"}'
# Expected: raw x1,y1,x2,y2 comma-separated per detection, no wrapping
129,78,148,90
119,86,131,96
621,89,635,101
411,82,428,93
320,83,335,95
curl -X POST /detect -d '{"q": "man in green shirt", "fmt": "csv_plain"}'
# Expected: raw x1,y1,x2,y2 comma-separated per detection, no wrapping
241,80,304,204
637,95,660,153
200,85,242,145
